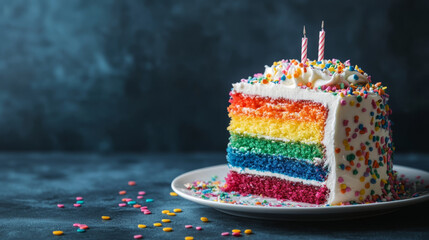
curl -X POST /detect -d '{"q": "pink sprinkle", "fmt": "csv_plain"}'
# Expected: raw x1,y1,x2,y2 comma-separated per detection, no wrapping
125,198,133,202
338,177,344,183
185,225,193,229
128,181,136,186
357,163,361,168
138,191,146,195
340,99,346,106
362,108,367,112
346,187,351,192
232,232,241,236
196,226,202,230
74,203,81,207
57,204,64,208
137,196,144,199
118,203,126,207
140,206,148,209
355,191,360,197
76,197,83,201
221,232,230,236
73,223,80,227
134,235,143,239
143,211,151,215
343,120,349,126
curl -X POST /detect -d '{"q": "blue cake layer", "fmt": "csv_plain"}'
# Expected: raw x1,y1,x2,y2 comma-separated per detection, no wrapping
227,147,328,182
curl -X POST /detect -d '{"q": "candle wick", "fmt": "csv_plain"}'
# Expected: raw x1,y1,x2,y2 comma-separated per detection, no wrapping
303,25,306,37
321,20,324,30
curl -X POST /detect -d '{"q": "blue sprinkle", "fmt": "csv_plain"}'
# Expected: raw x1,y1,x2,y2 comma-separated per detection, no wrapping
127,201,136,205
77,228,86,233
146,199,154,203
349,66,354,71
370,178,376,184
353,74,359,80
281,75,286,81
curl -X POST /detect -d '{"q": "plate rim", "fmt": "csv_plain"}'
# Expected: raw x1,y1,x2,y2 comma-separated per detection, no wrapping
171,164,429,213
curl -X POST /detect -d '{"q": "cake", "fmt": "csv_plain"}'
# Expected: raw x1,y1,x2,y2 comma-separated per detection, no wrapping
224,59,395,205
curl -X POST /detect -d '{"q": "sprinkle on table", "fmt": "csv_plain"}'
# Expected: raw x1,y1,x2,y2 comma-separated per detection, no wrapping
162,210,170,214
119,190,127,195
167,212,176,216
76,196,83,201
77,228,85,233
138,224,146,228
196,226,202,230
200,217,209,222
185,225,192,228
232,229,241,233
153,223,162,227
101,216,111,220
185,237,194,240
244,229,253,234
173,208,182,212
170,192,178,196
134,235,143,239
232,232,241,237
128,181,136,186
163,227,173,232
52,231,63,236
162,219,171,223
221,232,230,236
57,204,64,208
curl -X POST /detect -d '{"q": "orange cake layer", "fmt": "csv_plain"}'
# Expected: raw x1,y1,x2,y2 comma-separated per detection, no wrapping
228,92,328,124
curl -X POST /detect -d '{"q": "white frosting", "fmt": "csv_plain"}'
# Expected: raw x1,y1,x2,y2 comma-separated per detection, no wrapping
263,60,369,88
229,82,392,205
228,166,325,187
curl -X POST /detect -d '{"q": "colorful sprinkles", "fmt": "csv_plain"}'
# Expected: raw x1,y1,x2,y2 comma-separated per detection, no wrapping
241,59,388,98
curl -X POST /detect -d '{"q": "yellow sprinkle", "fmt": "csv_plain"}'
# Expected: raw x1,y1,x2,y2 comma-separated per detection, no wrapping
244,229,252,234
185,237,194,240
340,184,347,190
101,216,111,220
200,217,209,222
339,92,345,97
162,219,171,223
138,224,146,228
360,189,365,195
360,176,365,182
163,227,173,232
170,192,178,196
286,74,292,79
173,208,182,213
162,210,170,214
167,213,176,216
349,100,355,106
154,223,162,227
381,179,387,184
319,64,325,68
232,229,241,233
53,231,63,236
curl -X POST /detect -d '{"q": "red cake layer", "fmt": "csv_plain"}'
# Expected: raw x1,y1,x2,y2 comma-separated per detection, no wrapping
224,171,329,204
228,92,328,124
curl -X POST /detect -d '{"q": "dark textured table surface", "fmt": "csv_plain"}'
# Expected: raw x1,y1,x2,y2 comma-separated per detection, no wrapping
1,153,428,240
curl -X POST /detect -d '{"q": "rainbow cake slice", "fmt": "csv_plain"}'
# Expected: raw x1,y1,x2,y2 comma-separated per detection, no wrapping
224,59,395,205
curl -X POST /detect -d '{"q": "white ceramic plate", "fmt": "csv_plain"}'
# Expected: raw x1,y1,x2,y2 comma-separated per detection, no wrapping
171,164,429,220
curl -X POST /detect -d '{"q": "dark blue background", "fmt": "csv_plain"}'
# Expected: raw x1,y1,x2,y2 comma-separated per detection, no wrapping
0,0,428,153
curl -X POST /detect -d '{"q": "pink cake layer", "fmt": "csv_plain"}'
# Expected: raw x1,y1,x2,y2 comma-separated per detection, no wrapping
224,171,329,204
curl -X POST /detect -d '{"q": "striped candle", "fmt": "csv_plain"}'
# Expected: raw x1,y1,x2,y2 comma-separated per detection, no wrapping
318,21,325,62
301,26,307,63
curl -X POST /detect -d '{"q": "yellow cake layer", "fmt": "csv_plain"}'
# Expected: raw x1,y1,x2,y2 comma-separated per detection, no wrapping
228,114,324,143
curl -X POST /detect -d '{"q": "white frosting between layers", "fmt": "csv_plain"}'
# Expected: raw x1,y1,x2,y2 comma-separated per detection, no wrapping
228,166,325,187
263,60,369,88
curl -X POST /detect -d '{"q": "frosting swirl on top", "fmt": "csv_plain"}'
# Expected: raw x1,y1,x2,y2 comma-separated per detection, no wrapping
262,59,370,88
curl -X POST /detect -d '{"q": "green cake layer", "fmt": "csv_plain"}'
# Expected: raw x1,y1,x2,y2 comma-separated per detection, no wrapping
229,133,324,161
